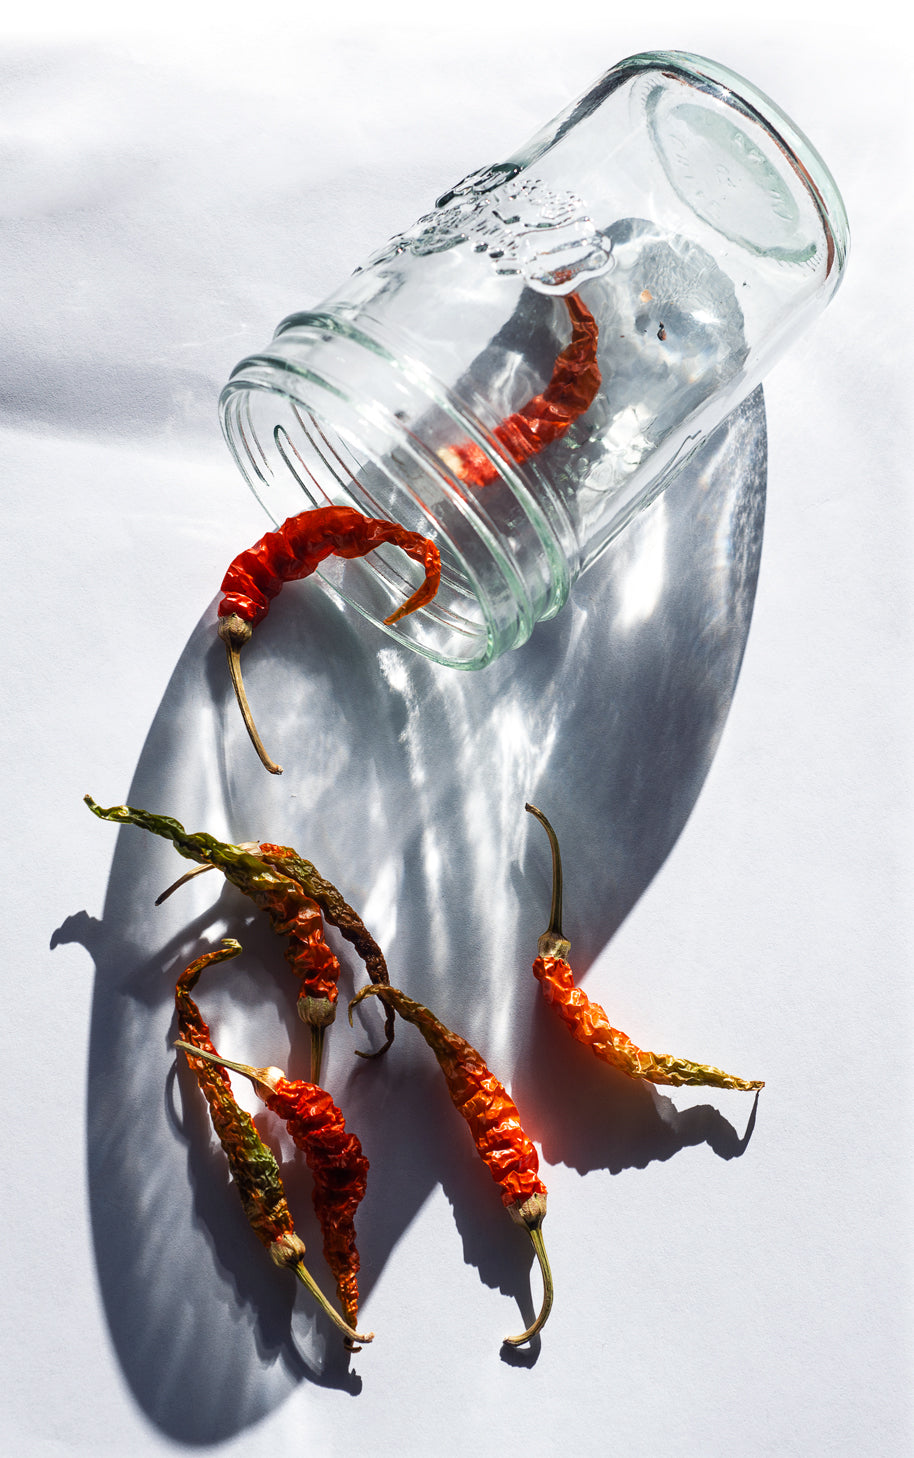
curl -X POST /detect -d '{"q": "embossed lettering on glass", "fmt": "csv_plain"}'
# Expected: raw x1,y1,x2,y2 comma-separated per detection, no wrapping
221,51,849,668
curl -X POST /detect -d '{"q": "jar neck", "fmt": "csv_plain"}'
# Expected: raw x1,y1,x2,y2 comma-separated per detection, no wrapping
219,310,574,669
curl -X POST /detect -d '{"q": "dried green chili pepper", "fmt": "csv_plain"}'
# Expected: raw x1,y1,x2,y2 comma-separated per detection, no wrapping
525,803,764,1090
157,836,395,1078
175,1042,369,1350
350,983,552,1347
173,939,372,1345
85,797,392,1080
157,842,391,1029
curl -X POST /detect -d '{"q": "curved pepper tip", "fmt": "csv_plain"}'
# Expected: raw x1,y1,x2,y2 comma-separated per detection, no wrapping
382,541,441,626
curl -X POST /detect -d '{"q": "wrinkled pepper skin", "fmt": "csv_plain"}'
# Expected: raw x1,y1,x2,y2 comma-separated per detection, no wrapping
171,944,373,1346
265,1077,369,1333
351,982,554,1346
533,954,764,1091
175,942,296,1250
218,504,441,628
215,506,442,776
358,985,546,1209
85,798,342,1007
439,292,601,487
258,842,393,1054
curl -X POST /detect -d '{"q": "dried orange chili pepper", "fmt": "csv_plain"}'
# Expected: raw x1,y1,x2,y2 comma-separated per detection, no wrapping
85,798,392,1080
350,982,552,1347
175,1042,369,1349
217,504,442,773
257,841,395,1067
525,803,765,1090
173,939,372,1345
438,292,601,488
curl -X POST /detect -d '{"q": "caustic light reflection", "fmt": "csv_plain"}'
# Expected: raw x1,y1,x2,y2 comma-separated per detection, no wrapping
615,500,669,630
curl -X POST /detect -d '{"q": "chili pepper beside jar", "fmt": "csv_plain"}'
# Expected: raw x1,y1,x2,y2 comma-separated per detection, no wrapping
525,803,764,1090
176,1041,371,1349
350,982,552,1346
172,940,372,1346
84,797,394,1079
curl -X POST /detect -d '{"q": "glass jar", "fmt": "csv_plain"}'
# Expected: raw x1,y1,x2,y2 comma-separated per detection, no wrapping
220,49,848,669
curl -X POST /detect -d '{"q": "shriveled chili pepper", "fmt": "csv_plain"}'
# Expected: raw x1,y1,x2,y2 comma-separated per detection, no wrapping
173,939,372,1345
438,292,601,488
217,505,442,774
85,797,393,1080
525,803,765,1091
175,1042,369,1349
256,841,394,1063
156,839,397,1073
350,982,552,1347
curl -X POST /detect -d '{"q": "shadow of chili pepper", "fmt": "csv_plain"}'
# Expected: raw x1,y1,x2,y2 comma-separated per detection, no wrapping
53,868,366,1441
165,1059,363,1393
341,1035,545,1353
60,385,766,1435
515,991,759,1178
345,1056,455,1291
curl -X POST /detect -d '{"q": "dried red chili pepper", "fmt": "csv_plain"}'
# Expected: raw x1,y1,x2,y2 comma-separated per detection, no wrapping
525,803,765,1090
438,292,601,488
217,504,442,773
176,1042,369,1350
85,797,393,1080
350,982,552,1347
173,939,372,1345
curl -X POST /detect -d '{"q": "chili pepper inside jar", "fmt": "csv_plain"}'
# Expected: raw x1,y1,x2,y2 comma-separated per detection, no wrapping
220,51,848,670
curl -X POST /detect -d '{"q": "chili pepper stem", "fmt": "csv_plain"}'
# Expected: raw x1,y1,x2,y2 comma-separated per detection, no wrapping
174,1040,284,1094
525,803,572,960
504,1224,554,1347
310,1024,325,1086
155,844,261,905
218,614,283,775
297,995,335,1079
156,864,211,905
290,1260,373,1345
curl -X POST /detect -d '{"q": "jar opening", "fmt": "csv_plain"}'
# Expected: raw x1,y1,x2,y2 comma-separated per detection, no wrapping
220,374,542,669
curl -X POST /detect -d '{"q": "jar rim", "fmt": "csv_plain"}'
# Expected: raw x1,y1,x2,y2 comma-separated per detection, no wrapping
219,312,576,669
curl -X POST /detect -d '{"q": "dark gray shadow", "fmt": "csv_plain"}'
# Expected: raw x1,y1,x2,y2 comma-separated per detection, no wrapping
57,385,765,1435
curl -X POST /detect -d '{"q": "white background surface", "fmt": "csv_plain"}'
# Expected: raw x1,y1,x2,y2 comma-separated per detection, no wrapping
2,3,911,1456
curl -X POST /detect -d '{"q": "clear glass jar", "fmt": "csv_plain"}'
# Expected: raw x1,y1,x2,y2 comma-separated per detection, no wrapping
220,49,849,669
